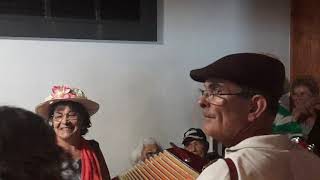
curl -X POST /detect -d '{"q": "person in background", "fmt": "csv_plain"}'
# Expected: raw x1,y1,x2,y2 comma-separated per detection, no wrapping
130,137,162,165
272,96,303,137
190,53,320,180
35,85,111,180
0,106,64,180
182,128,209,159
272,83,303,138
290,76,320,155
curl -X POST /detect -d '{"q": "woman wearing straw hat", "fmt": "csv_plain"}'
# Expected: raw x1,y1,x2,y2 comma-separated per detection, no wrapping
36,85,111,180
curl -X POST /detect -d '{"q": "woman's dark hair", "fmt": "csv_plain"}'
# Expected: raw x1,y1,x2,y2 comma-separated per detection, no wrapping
48,101,92,135
290,76,319,96
0,106,63,180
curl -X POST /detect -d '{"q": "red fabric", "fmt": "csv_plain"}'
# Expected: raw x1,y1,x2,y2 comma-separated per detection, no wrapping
81,138,103,180
224,158,238,180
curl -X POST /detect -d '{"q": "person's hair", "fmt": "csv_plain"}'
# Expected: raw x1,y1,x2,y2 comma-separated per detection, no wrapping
130,137,162,165
0,106,63,180
48,101,91,135
290,76,319,96
239,86,279,116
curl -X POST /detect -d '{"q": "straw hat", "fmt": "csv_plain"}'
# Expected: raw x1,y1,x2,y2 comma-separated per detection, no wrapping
35,85,99,119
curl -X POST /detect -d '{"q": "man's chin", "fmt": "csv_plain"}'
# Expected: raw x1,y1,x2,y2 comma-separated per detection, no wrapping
202,121,218,133
202,126,215,137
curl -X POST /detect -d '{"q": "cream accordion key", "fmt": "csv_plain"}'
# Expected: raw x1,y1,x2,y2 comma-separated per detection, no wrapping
115,147,208,180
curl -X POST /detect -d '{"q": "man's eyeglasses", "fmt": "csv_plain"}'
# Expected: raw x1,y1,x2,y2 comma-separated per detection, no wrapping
199,88,251,105
52,112,78,122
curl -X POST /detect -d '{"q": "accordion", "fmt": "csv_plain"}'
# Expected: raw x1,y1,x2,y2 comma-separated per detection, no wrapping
116,147,208,180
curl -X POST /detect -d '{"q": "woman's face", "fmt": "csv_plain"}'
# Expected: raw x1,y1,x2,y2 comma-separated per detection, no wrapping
292,85,313,108
51,105,82,142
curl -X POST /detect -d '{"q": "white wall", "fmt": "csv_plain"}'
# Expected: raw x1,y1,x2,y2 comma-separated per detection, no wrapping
0,0,290,177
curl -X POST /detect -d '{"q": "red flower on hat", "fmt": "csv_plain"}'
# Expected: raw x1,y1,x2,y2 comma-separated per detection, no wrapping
51,85,76,99
45,85,77,101
44,85,87,102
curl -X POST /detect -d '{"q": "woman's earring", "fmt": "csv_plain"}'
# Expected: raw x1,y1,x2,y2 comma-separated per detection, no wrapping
48,121,53,127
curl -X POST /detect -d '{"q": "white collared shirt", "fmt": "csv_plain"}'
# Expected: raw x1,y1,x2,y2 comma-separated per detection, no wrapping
197,134,320,180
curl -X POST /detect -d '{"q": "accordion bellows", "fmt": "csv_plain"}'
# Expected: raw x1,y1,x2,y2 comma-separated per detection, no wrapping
118,150,200,180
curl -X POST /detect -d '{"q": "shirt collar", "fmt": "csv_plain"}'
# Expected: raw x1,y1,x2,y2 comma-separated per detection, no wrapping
226,134,292,153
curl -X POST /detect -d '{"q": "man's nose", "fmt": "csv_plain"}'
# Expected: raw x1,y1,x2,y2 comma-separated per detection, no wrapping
188,144,196,151
198,96,209,108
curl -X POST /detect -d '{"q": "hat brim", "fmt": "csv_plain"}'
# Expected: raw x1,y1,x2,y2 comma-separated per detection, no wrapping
35,98,99,119
190,68,219,83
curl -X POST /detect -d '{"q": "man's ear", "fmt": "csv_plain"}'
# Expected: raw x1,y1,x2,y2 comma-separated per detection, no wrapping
248,95,267,122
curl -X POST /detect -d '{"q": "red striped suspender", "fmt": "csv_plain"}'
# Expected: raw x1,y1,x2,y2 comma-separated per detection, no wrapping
224,158,238,180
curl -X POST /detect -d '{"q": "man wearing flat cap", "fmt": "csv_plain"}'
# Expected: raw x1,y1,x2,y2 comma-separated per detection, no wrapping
182,128,209,159
190,53,320,180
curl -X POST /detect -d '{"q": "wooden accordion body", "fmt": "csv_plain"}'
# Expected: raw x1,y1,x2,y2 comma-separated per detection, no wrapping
117,147,207,180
